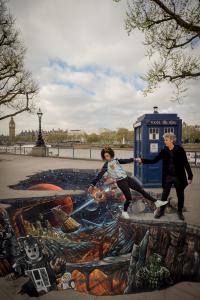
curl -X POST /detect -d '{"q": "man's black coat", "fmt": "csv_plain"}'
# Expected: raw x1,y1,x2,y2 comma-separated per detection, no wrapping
142,145,193,189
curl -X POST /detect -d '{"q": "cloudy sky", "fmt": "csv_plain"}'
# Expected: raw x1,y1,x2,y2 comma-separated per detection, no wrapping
1,0,199,134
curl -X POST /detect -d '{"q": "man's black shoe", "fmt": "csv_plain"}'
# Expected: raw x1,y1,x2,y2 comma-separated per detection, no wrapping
177,210,184,221
154,208,165,219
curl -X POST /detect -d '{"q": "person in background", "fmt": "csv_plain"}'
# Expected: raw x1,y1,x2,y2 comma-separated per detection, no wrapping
136,132,193,220
88,147,168,213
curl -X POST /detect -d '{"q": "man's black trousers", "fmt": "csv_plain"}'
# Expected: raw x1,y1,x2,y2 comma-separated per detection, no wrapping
160,176,184,212
116,176,157,209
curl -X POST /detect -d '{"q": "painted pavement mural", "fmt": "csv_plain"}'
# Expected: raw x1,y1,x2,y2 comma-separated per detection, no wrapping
0,168,200,296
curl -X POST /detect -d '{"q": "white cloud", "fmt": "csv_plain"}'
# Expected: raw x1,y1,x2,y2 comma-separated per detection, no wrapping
0,0,199,135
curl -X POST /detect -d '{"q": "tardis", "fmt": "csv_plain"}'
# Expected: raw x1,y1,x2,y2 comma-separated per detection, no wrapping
133,106,182,187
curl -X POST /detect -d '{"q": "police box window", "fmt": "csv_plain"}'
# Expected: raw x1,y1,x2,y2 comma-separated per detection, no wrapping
164,127,174,133
149,128,159,140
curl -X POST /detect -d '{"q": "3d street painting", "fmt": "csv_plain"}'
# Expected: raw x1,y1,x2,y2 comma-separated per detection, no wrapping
0,168,200,296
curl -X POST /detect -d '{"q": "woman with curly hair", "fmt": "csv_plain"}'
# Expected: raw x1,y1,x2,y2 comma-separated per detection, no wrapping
88,147,168,212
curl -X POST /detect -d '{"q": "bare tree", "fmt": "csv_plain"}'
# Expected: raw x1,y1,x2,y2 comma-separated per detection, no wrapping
114,0,200,100
0,0,38,120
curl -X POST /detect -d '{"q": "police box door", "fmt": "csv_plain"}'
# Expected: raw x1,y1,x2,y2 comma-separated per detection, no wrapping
146,126,163,186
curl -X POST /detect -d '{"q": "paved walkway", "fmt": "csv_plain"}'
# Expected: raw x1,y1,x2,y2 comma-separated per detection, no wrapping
0,154,199,225
0,154,200,300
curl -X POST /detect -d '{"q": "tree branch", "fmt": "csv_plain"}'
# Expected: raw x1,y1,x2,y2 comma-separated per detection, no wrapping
146,17,173,28
151,0,200,33
163,71,200,81
0,107,29,120
0,69,20,81
166,34,199,49
0,93,30,120
0,90,21,105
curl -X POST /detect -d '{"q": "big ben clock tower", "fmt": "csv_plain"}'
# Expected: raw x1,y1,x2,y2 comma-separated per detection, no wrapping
9,117,15,145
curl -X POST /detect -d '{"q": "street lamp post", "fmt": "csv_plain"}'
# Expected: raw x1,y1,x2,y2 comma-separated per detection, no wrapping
35,108,45,147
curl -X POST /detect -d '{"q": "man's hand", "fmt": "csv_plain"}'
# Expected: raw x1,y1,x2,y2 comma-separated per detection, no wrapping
88,185,94,193
135,157,142,163
188,180,192,184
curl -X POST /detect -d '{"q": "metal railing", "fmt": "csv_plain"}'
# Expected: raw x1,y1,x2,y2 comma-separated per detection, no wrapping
0,146,33,155
0,146,133,161
0,146,199,166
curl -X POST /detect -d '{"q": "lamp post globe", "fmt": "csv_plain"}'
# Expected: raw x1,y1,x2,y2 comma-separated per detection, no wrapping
37,108,43,119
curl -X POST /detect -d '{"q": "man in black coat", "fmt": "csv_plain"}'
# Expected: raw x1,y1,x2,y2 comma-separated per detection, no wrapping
137,132,193,220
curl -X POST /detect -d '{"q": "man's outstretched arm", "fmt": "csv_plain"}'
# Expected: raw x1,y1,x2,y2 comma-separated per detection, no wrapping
139,149,164,164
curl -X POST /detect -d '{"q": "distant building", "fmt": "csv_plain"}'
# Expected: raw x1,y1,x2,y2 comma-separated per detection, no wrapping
68,129,85,142
0,134,9,145
68,129,84,135
9,117,15,145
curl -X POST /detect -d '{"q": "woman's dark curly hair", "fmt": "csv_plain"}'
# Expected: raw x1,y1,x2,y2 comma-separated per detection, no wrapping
101,146,115,160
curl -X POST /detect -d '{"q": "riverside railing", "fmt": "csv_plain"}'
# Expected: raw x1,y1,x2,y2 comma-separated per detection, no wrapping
0,146,199,166
0,146,133,161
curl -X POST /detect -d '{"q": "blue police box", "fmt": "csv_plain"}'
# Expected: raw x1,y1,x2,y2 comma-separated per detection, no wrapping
133,106,182,187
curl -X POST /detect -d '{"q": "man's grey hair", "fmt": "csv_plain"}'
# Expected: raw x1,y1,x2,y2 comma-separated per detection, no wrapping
163,132,177,144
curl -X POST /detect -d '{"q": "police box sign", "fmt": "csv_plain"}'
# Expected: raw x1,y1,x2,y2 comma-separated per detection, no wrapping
146,120,177,125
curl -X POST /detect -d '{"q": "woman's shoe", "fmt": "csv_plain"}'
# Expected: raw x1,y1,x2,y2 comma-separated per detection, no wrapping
155,200,168,208
121,211,129,219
